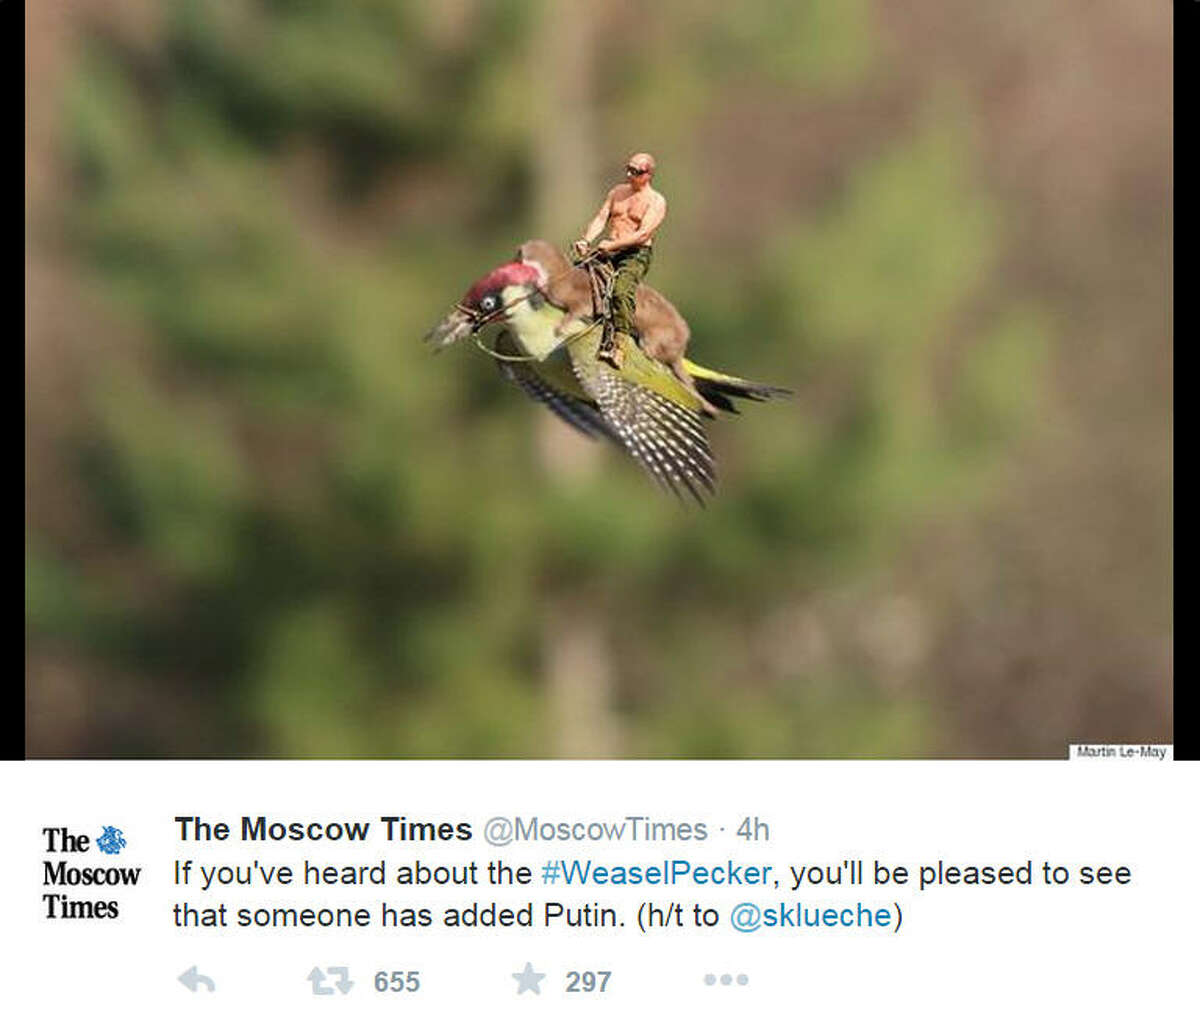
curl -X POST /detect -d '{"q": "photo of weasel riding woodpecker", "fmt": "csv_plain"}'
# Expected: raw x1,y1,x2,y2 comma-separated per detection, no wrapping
426,152,790,503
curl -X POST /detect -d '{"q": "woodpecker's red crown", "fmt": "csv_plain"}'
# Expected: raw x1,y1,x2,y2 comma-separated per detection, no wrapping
462,261,541,310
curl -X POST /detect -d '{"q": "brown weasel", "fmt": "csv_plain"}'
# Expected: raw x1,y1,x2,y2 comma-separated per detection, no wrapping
516,239,717,415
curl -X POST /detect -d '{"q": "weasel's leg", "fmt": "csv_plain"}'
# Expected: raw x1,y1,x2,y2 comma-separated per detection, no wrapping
554,299,593,338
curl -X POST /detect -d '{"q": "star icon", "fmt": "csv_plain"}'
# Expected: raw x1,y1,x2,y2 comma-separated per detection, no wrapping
512,962,546,995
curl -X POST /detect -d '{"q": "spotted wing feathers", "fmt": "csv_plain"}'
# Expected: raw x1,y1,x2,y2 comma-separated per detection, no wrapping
570,354,717,503
498,357,620,443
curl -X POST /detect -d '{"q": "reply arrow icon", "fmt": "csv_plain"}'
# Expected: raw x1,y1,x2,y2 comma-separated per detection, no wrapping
178,966,216,992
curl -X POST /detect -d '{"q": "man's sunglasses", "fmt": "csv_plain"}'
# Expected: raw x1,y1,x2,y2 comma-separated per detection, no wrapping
626,166,651,176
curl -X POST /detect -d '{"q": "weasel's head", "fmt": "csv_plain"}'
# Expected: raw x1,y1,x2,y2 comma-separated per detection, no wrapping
514,239,568,287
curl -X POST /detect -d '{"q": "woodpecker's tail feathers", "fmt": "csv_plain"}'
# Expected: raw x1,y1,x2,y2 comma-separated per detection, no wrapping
681,361,792,414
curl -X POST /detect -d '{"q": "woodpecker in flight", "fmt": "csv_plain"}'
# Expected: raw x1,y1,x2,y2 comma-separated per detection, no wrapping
425,240,789,502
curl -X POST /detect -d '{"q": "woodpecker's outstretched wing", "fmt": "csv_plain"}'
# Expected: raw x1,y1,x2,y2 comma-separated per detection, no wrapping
492,332,621,444
488,315,717,501
569,340,717,503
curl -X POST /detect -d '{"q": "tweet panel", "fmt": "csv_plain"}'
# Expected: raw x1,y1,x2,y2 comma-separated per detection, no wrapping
5,759,1192,1030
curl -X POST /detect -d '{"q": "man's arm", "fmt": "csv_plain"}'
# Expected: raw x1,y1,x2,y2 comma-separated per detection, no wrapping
575,191,615,254
598,193,666,252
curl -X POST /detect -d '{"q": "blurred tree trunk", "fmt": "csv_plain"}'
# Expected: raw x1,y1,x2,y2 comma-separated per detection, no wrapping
532,0,598,241
545,601,621,758
531,0,619,757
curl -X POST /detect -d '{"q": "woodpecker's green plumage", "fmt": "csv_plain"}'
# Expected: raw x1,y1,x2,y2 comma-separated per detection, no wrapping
426,253,789,500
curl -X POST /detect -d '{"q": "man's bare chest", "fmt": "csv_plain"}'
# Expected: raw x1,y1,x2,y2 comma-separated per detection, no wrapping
611,190,651,224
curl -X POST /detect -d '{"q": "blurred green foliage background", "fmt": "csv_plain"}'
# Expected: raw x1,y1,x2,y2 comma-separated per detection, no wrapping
26,0,1171,757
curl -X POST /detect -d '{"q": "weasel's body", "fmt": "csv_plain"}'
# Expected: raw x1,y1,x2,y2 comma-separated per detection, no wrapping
516,239,710,410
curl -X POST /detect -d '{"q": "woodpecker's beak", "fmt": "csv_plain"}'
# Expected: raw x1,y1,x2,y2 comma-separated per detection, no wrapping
423,305,477,351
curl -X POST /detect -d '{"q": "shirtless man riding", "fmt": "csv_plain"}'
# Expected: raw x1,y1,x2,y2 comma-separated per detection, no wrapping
574,152,666,369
